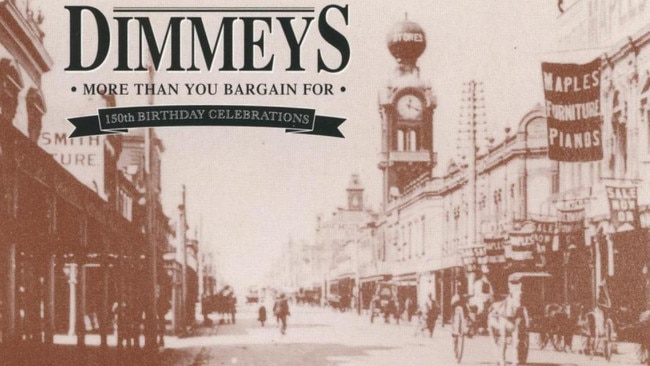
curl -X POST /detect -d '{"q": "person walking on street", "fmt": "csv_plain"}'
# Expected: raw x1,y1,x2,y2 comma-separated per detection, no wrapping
273,293,290,335
405,297,413,322
425,293,440,337
258,304,267,327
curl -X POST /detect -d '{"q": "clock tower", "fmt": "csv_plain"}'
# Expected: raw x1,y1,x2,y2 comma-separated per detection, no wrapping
347,174,364,211
378,18,437,205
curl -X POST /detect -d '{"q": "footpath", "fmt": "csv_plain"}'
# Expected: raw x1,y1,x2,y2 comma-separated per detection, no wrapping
2,315,215,366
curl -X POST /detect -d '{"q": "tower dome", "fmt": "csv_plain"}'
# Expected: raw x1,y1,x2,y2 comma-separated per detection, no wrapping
386,19,426,66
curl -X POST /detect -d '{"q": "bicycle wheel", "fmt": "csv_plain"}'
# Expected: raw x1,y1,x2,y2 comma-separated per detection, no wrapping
452,306,465,363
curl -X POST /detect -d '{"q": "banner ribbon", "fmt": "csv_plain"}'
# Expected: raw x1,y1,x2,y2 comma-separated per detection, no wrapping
67,105,345,138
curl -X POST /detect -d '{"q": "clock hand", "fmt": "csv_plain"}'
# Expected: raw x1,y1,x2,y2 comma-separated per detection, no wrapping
407,100,417,111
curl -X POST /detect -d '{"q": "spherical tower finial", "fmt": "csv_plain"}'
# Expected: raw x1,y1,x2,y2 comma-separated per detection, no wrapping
386,18,426,67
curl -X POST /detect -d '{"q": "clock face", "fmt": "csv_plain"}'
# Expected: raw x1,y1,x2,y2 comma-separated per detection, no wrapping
396,94,423,120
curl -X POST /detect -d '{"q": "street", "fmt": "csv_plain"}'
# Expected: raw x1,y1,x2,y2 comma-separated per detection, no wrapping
154,304,644,366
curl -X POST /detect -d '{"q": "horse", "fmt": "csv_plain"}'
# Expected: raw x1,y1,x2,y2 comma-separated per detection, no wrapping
202,287,237,325
487,285,528,366
213,293,236,324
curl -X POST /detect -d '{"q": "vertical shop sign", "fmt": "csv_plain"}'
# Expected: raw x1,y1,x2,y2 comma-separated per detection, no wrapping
606,186,638,232
542,59,602,162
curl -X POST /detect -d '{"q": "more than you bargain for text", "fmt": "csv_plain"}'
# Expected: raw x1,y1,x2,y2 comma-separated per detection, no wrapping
81,82,338,96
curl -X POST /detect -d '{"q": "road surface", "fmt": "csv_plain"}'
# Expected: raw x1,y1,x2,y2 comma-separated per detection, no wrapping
156,303,645,366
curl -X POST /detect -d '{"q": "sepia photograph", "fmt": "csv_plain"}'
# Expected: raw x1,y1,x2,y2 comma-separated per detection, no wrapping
1,0,650,365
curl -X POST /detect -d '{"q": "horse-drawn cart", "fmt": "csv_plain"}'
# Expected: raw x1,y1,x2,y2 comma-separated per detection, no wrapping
369,281,398,324
452,272,550,365
618,310,650,365
536,302,575,352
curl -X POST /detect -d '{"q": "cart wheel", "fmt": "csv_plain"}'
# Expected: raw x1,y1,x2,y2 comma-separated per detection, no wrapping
550,332,566,352
605,319,614,362
586,314,596,359
452,306,465,363
637,343,650,364
588,336,596,359
537,331,549,350
548,322,564,351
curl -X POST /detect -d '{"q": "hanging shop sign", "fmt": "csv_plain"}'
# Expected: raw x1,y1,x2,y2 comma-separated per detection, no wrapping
606,186,638,232
507,221,536,262
541,58,603,162
532,220,556,267
557,207,584,234
483,237,506,265
459,246,486,273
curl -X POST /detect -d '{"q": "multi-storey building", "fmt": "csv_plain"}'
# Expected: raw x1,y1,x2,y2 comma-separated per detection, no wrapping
0,0,159,350
301,5,650,327
552,0,650,316
323,18,556,323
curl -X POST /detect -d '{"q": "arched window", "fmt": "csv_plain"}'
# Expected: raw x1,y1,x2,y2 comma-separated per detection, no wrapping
26,87,46,143
611,90,627,175
0,59,23,127
408,129,417,151
641,75,650,154
396,129,405,151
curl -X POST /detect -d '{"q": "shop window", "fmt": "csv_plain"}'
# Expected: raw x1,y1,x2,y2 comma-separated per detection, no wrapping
0,59,23,127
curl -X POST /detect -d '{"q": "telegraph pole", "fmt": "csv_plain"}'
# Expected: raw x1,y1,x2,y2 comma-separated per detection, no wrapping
457,80,487,291
179,186,188,332
144,61,158,351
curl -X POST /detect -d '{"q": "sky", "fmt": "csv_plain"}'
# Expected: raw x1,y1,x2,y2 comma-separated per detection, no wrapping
35,0,559,290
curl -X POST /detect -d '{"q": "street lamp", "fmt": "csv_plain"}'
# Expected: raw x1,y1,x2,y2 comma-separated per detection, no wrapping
563,242,577,304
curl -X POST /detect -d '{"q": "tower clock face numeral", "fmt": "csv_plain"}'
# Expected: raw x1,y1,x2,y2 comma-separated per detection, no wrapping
396,94,423,120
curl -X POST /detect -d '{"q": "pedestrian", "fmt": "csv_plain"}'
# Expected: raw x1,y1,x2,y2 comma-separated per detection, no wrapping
201,294,212,326
273,293,290,335
258,304,267,327
230,295,237,324
393,298,401,324
425,293,440,337
405,297,413,322
413,306,427,337
470,270,493,317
